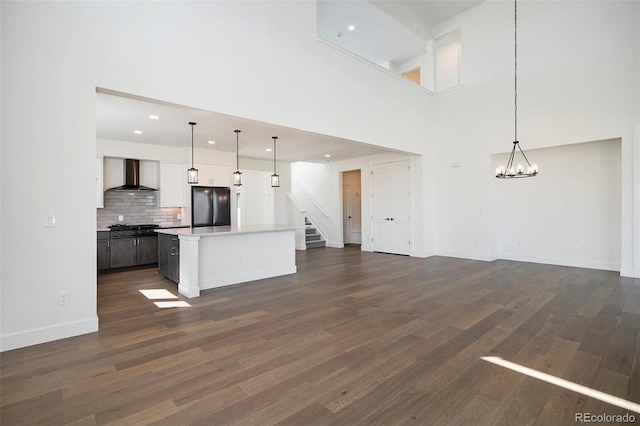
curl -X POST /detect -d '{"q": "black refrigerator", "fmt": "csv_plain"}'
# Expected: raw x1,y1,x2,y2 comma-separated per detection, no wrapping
191,186,231,227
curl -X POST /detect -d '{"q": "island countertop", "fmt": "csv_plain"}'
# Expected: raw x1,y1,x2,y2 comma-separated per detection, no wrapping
155,224,298,238
156,224,298,298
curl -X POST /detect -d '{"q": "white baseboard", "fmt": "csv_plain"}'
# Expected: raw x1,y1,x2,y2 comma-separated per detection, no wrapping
435,250,495,262
619,267,639,278
411,250,434,258
1,317,99,352
499,253,620,272
327,241,344,249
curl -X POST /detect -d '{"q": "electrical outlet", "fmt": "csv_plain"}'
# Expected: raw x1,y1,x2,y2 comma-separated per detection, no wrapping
177,213,181,220
118,215,124,222
58,291,70,306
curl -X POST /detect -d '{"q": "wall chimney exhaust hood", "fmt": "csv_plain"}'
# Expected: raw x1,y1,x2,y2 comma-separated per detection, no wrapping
107,159,157,191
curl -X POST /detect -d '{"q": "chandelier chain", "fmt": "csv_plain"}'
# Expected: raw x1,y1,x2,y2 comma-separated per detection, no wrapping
514,0,518,142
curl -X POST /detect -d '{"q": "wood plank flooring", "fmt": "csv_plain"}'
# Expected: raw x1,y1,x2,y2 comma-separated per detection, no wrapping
2,246,640,425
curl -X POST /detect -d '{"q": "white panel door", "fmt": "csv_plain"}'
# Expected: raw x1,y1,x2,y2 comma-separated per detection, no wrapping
343,185,352,244
372,160,411,255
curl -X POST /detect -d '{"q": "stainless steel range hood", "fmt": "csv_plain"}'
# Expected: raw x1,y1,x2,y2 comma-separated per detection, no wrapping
107,159,157,191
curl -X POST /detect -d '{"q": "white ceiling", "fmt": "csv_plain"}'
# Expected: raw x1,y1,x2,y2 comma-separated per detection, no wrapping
96,1,483,164
96,91,403,163
317,0,483,65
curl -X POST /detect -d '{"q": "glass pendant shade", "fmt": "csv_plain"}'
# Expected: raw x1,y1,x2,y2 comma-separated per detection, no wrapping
188,121,198,184
188,167,198,184
271,173,280,187
233,170,242,186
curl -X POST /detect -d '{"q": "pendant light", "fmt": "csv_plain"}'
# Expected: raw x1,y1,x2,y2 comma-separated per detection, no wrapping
233,130,242,186
271,136,280,188
187,122,198,184
496,0,538,179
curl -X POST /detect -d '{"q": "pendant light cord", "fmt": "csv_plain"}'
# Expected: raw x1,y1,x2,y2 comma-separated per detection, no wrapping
191,124,195,167
235,130,240,171
514,0,518,142
273,137,277,174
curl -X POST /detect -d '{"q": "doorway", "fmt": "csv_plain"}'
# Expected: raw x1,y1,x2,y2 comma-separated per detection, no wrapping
371,160,411,255
341,170,362,245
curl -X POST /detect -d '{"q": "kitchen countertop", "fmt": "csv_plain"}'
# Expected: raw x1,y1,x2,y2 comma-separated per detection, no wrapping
97,224,190,232
155,224,298,238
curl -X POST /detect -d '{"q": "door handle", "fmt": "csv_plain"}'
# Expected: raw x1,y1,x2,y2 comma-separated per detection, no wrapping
348,216,352,219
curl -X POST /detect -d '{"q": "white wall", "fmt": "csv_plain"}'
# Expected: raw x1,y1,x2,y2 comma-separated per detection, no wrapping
1,1,433,350
494,139,621,271
432,1,639,273
435,40,461,91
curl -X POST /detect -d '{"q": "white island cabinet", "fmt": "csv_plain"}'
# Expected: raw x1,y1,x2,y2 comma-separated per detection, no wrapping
156,225,297,298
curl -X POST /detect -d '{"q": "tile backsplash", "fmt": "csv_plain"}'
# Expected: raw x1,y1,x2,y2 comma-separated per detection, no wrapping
97,191,182,229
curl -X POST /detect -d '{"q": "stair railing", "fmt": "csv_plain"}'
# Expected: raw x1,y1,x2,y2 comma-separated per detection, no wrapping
286,193,307,250
295,180,330,218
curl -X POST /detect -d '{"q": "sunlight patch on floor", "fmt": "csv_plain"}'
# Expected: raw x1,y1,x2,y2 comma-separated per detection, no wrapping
154,301,191,308
481,356,640,414
139,289,179,300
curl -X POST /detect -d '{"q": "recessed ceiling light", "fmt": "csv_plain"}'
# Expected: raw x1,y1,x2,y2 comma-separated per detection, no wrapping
149,115,159,120
348,25,355,31
324,154,331,158
133,130,143,134
266,148,272,152
208,140,215,144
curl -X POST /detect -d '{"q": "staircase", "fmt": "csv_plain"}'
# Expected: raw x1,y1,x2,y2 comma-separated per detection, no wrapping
305,217,326,249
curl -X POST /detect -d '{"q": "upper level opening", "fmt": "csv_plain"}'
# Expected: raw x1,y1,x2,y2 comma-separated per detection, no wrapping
316,0,478,92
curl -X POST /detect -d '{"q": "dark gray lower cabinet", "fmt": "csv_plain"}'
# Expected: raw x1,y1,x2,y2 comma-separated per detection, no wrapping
97,231,111,271
137,237,158,265
107,236,159,269
158,233,180,282
110,238,137,268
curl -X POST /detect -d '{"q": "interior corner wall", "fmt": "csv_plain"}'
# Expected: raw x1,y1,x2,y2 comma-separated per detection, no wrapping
291,152,429,256
494,140,621,271
1,1,434,350
431,0,640,273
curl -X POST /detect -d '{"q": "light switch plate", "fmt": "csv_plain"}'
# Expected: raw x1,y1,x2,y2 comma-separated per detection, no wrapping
45,213,56,227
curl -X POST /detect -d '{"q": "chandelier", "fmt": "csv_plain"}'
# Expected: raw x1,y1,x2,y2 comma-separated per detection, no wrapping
496,0,538,179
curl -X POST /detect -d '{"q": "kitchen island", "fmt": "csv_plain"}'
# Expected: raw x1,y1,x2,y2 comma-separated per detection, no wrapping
156,225,297,298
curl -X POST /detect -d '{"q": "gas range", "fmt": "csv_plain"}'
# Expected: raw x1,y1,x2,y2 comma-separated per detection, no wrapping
108,224,160,238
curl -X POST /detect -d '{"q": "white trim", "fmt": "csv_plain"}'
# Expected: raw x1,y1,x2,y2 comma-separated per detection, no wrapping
315,37,435,95
620,267,636,278
498,253,620,272
1,317,98,352
410,250,434,258
327,241,344,248
436,250,495,262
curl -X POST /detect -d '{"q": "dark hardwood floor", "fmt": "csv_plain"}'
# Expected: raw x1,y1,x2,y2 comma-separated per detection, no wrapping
2,246,639,425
